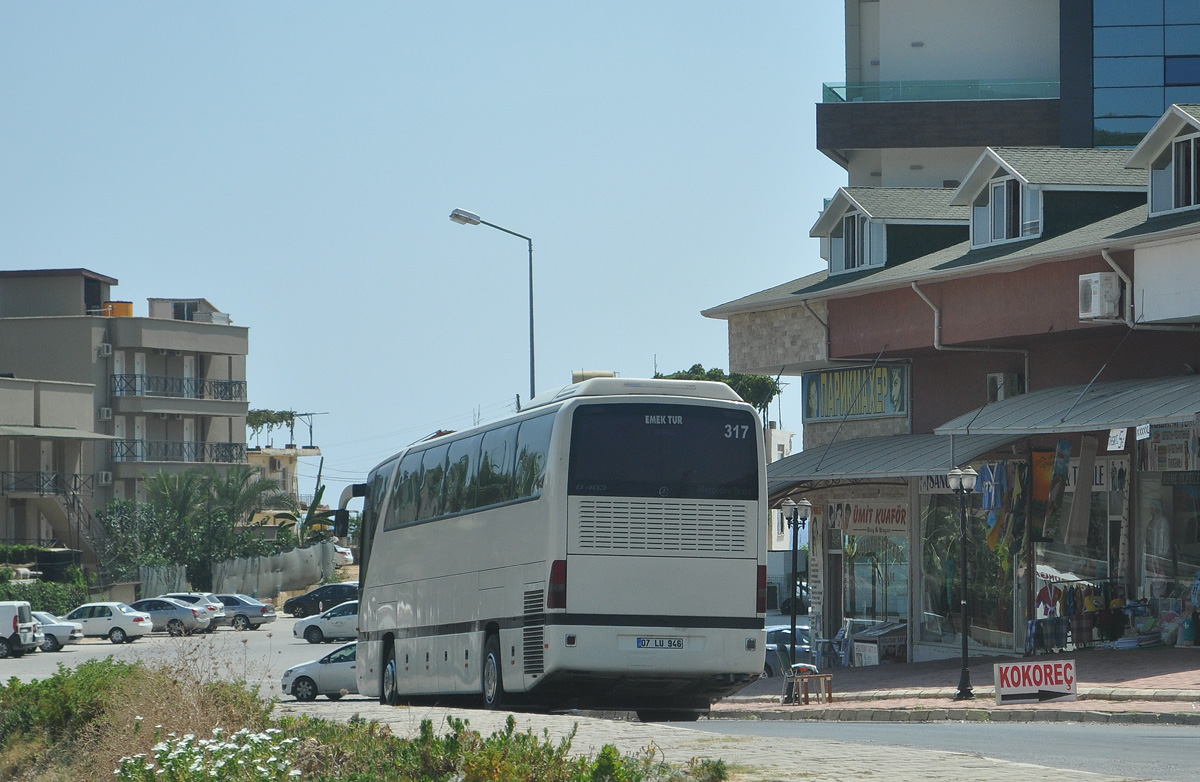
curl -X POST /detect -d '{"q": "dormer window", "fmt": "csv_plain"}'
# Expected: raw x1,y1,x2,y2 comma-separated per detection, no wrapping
971,176,1041,247
829,211,884,274
1150,132,1200,215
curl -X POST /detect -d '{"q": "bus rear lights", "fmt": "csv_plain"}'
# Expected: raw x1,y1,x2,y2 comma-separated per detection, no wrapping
547,559,567,609
756,565,768,614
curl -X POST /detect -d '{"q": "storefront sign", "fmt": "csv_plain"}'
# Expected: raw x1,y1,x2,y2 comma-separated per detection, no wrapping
993,660,1077,704
1161,471,1200,486
1136,423,1151,441
827,500,908,535
1146,422,1196,471
802,365,908,422
1107,427,1127,451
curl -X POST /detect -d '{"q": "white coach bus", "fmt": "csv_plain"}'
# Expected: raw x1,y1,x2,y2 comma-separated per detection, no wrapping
352,377,768,720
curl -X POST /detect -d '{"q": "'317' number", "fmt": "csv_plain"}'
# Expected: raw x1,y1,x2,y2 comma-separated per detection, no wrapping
724,424,750,439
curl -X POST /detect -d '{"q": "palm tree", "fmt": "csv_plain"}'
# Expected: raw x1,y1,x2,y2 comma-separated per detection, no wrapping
200,464,295,526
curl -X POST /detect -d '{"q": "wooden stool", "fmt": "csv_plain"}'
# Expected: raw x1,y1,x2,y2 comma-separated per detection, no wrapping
791,672,834,705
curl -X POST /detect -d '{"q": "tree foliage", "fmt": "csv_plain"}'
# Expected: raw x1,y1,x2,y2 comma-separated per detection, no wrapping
246,409,296,442
97,466,299,590
655,364,781,416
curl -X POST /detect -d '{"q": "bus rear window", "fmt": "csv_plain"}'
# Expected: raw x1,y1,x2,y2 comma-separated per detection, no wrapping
567,403,759,500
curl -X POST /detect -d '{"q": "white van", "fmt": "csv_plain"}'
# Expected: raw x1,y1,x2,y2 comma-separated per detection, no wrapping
0,601,40,658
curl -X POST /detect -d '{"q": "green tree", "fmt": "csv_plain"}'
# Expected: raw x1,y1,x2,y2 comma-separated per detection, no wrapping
655,364,782,417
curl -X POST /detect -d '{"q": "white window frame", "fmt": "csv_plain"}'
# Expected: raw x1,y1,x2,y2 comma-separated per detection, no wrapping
1150,131,1200,216
829,211,873,275
971,175,1041,248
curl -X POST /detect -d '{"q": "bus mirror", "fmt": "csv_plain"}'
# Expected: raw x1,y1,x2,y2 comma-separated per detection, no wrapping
333,509,350,537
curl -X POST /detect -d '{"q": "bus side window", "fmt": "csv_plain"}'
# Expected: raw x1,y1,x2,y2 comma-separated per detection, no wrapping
417,445,449,520
514,414,554,500
475,423,519,508
444,435,481,514
388,451,424,528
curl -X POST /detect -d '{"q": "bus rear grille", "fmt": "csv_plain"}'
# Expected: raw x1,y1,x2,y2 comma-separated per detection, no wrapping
523,589,545,675
576,500,747,552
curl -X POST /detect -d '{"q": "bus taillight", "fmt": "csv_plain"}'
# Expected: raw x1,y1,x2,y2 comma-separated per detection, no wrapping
756,565,767,613
547,560,567,609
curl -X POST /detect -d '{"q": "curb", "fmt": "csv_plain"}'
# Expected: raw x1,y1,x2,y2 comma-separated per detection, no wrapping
713,706,1200,726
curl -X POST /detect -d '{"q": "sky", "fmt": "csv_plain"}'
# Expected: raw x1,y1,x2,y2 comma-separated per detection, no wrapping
0,3,847,505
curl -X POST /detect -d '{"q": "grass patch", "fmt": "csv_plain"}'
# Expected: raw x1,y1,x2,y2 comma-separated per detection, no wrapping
0,650,728,782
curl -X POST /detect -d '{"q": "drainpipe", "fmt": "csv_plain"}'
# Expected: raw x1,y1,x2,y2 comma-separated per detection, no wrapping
911,281,1031,393
802,299,906,366
1098,248,1200,332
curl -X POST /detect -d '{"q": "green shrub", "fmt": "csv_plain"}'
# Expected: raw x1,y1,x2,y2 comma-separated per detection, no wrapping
0,569,88,615
0,659,139,747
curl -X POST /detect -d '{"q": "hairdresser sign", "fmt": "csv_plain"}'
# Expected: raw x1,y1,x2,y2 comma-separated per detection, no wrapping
993,660,1077,704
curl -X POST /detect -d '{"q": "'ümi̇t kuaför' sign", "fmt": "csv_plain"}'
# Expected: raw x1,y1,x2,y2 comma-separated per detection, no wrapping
802,365,908,423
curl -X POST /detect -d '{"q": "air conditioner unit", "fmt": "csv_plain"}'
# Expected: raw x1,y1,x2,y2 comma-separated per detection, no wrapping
269,457,282,472
154,348,168,356
987,372,1022,402
97,343,113,358
97,471,113,486
171,413,183,420
98,407,113,421
1079,272,1121,320
170,350,183,357
156,412,169,420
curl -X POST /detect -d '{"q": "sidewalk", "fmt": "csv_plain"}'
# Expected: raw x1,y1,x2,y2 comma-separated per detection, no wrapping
716,644,1200,724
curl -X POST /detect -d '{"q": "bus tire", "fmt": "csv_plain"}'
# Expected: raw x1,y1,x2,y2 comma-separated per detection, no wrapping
381,641,400,706
481,635,503,710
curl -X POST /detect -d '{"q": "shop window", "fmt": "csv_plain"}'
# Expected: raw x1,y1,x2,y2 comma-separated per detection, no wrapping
1138,472,1200,606
843,534,908,624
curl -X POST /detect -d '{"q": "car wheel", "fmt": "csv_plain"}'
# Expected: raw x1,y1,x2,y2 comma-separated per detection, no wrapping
0,638,11,659
291,677,317,702
231,615,250,631
167,619,185,637
41,634,62,653
304,626,324,644
481,635,503,709
109,627,127,644
291,606,308,619
762,663,775,678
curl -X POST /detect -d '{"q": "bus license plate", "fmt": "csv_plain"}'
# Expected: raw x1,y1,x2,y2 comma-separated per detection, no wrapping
637,636,683,649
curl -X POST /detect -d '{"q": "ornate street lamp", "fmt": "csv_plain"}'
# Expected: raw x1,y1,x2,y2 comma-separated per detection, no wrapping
947,466,978,701
780,496,811,699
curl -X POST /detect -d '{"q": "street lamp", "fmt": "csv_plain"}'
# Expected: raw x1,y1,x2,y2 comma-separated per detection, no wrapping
449,208,536,401
947,466,978,701
781,496,811,699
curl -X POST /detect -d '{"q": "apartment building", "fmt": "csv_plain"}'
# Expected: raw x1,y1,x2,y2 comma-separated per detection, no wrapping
0,269,249,566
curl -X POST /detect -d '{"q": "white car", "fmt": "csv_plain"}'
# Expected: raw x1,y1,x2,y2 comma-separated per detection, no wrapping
281,641,358,701
63,602,153,644
333,545,354,568
32,611,84,652
293,600,358,644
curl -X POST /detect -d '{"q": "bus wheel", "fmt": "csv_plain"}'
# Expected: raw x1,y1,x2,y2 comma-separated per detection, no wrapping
481,635,503,709
381,643,400,706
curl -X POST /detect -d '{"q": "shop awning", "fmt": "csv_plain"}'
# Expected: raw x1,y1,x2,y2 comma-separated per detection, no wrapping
935,376,1200,436
0,425,117,441
768,432,1021,498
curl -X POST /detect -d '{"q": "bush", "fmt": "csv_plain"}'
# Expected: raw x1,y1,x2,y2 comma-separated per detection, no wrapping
0,568,88,615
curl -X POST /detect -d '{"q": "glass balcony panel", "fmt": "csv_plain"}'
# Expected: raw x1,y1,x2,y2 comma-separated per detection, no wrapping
821,79,1058,103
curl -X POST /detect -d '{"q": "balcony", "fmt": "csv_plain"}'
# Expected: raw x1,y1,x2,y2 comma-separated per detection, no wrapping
112,440,247,464
822,79,1059,103
1,471,94,497
111,374,247,401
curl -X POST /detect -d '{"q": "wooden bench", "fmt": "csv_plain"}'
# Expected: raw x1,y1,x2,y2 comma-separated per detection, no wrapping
787,671,834,705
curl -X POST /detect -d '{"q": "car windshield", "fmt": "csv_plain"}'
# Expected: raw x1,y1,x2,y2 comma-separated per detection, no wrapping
118,604,137,614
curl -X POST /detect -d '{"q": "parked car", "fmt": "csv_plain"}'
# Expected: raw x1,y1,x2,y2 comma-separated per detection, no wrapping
32,611,83,652
0,601,40,657
763,623,813,678
333,545,354,568
129,597,210,636
160,592,228,630
215,594,277,630
283,582,358,618
63,602,153,644
293,600,358,644
281,641,358,701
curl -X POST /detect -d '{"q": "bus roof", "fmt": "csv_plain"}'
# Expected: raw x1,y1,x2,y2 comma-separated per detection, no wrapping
527,377,744,407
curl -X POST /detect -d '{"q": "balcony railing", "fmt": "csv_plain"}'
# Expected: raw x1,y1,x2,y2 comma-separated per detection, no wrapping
822,79,1059,104
1,471,95,496
111,374,247,401
112,440,247,464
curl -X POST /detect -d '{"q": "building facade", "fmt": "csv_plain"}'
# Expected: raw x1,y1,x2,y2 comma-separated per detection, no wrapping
0,269,250,567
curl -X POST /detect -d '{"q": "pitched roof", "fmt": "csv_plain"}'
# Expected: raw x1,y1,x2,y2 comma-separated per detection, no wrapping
953,147,1145,205
1126,103,1200,169
701,269,827,319
811,187,966,237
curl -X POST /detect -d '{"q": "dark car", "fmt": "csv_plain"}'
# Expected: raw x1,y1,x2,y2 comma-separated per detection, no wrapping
283,583,358,618
763,623,812,678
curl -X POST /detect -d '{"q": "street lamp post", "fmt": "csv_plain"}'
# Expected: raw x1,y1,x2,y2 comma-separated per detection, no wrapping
947,466,978,701
449,208,536,400
781,496,811,701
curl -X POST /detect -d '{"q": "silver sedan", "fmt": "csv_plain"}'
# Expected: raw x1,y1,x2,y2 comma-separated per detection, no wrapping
128,597,211,635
